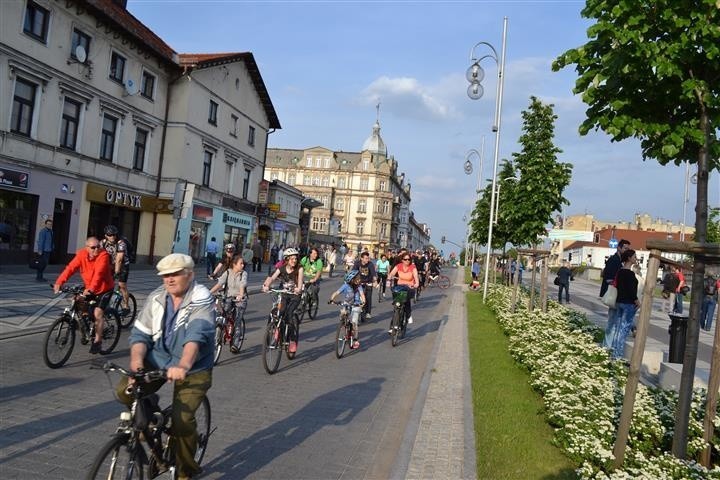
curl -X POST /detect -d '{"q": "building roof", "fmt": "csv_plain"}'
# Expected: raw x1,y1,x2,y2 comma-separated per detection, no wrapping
566,228,692,251
267,148,362,170
178,52,281,130
84,0,177,64
361,121,387,156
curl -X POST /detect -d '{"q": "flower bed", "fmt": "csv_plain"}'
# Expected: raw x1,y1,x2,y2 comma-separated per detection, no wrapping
484,284,720,479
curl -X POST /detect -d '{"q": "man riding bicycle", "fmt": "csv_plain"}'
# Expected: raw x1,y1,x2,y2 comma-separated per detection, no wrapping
115,253,215,480
353,251,378,319
301,247,323,303
54,236,114,354
101,225,131,314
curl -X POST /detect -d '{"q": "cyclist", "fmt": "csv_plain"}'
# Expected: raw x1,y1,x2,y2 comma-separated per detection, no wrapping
262,247,304,354
329,270,366,349
353,251,378,319
116,253,214,480
209,254,248,353
53,236,114,354
428,252,442,280
301,247,323,305
210,243,235,279
101,225,131,314
376,254,390,301
387,252,420,332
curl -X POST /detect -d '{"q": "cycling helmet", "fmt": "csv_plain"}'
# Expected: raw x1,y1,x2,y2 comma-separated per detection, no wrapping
344,270,359,283
225,243,235,251
283,247,299,258
104,225,119,236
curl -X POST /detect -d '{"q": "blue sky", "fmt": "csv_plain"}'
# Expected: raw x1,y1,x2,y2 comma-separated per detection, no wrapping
129,0,718,256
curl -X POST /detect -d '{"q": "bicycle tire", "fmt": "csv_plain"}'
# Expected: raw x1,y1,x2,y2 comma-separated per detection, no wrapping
262,322,282,374
99,310,122,355
286,318,298,360
335,321,348,359
400,310,407,339
438,275,451,289
194,396,211,465
43,315,75,369
117,293,137,329
213,323,224,365
390,310,401,347
86,434,143,480
232,315,245,353
307,295,318,320
296,294,306,322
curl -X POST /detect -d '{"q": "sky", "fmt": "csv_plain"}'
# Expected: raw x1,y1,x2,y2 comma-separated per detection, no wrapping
128,0,719,256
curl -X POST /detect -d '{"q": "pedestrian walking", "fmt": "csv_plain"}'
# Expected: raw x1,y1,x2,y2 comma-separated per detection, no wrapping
252,239,263,272
555,261,572,304
205,237,219,276
35,218,54,282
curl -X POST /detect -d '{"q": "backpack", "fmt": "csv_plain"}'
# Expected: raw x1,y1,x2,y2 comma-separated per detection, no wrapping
704,277,717,296
119,236,136,263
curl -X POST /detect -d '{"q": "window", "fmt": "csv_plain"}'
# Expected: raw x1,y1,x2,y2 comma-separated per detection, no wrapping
380,223,388,237
356,221,365,235
383,200,390,215
306,156,313,168
208,100,218,125
360,178,369,190
59,98,81,150
109,52,126,84
71,28,90,60
312,176,320,186
133,128,148,171
379,180,387,192
335,198,344,210
270,171,279,181
315,157,322,168
362,159,370,170
358,199,366,213
323,157,331,168
337,221,343,233
288,173,295,185
312,217,320,230
338,177,346,189
141,70,155,99
99,114,118,161
303,175,311,186
24,1,49,43
230,114,238,137
322,176,330,187
202,151,213,187
321,195,329,207
247,125,255,147
311,217,327,231
242,168,251,199
11,78,37,136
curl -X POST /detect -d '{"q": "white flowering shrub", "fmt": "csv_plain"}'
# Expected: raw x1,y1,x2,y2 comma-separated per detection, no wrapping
483,284,720,479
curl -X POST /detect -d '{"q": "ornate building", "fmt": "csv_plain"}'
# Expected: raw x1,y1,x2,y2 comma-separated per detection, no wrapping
265,118,430,254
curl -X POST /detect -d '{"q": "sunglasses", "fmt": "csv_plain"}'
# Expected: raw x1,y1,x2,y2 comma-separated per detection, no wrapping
402,257,411,261
87,245,100,250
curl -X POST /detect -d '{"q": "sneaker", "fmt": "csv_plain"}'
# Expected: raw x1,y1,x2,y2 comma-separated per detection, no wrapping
230,345,239,354
288,341,297,353
89,341,102,354
388,328,394,334
407,316,413,324
365,313,372,319
383,292,387,298
352,340,360,349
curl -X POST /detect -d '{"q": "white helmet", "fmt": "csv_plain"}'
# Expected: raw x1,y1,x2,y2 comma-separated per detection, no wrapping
283,247,299,258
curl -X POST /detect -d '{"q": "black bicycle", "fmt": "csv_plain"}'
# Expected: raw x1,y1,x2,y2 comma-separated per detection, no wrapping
86,362,212,480
262,289,300,374
43,285,121,369
213,293,246,365
109,287,138,329
295,282,319,321
389,286,410,347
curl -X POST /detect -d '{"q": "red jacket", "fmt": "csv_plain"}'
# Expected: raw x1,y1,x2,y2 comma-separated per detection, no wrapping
56,248,114,294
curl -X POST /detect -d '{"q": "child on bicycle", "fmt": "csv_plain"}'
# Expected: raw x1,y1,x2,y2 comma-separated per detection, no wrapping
328,270,366,349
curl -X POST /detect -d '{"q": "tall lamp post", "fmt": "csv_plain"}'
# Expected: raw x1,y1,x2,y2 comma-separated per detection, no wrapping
466,17,508,301
464,138,485,265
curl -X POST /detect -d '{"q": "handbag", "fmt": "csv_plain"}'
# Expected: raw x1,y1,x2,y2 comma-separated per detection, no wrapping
680,285,690,295
601,285,617,307
553,276,560,286
29,254,45,270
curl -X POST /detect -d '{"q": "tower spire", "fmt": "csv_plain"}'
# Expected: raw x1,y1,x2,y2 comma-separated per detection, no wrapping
376,101,381,124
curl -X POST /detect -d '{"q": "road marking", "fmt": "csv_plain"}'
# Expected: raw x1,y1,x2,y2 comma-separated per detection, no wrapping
20,295,66,327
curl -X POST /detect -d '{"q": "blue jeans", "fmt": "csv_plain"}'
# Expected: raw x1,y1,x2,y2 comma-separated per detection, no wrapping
607,303,637,358
674,293,684,313
701,296,717,331
602,307,617,350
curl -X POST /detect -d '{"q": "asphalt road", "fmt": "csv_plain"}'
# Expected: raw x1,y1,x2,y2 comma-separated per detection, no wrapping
0,275,452,479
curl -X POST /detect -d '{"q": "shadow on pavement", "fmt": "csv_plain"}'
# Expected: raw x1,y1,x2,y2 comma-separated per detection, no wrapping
0,377,83,404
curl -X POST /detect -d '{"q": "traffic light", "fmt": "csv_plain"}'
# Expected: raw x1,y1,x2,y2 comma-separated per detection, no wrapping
441,235,446,244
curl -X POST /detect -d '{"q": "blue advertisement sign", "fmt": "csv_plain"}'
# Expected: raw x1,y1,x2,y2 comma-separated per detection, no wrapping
609,238,618,248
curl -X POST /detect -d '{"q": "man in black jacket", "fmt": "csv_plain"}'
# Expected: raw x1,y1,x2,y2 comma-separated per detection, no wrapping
600,239,630,298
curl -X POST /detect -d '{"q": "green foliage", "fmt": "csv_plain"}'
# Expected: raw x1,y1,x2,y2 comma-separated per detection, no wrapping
707,208,720,244
552,0,720,168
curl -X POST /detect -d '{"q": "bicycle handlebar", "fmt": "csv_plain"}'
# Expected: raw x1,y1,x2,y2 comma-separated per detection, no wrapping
267,288,300,295
99,361,167,383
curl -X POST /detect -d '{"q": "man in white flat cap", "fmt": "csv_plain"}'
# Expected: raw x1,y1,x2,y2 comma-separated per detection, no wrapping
115,253,214,480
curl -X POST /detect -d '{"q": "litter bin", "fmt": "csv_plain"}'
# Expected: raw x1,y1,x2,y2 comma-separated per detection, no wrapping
667,313,689,363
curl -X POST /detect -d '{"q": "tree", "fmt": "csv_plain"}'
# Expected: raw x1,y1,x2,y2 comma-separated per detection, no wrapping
503,97,572,247
552,0,720,463
469,159,517,250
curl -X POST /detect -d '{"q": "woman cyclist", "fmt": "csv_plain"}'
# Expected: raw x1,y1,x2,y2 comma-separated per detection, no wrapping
300,247,323,305
262,248,304,354
210,243,236,279
387,253,420,332
376,254,390,301
209,254,248,353
329,270,366,349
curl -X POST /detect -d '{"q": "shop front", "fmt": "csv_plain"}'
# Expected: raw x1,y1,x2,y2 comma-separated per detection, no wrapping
174,203,255,261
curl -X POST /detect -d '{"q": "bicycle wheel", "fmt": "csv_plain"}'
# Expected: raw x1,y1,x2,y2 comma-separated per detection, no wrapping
118,293,137,329
438,275,451,289
400,310,407,339
43,315,76,369
99,311,122,355
194,396,211,465
232,315,245,353
296,299,306,322
390,310,401,347
307,294,318,320
86,434,143,480
262,322,282,374
213,323,224,365
286,319,297,360
335,321,348,359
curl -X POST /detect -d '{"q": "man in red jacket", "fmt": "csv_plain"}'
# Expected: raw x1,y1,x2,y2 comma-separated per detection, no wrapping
54,236,114,353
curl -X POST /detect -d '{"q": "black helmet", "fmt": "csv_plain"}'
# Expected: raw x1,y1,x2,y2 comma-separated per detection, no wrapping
104,225,119,236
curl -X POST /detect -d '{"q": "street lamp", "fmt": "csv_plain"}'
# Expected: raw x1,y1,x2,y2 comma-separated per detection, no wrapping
494,175,519,224
464,140,485,266
466,17,508,301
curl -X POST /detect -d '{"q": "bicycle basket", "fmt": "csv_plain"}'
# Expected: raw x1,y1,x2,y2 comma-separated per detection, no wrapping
391,288,408,304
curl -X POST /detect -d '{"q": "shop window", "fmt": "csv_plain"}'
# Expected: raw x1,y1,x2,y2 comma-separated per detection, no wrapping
24,1,49,43
59,98,81,150
133,128,148,171
99,114,118,161
11,78,37,137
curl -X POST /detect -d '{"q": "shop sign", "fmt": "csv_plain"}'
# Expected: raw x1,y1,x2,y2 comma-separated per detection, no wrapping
258,180,269,204
86,183,173,214
222,212,252,227
268,203,281,212
273,221,287,231
192,205,213,222
277,212,287,219
0,167,29,189
106,189,142,208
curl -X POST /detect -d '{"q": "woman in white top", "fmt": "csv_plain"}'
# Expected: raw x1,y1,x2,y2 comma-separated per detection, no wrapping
210,254,248,353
